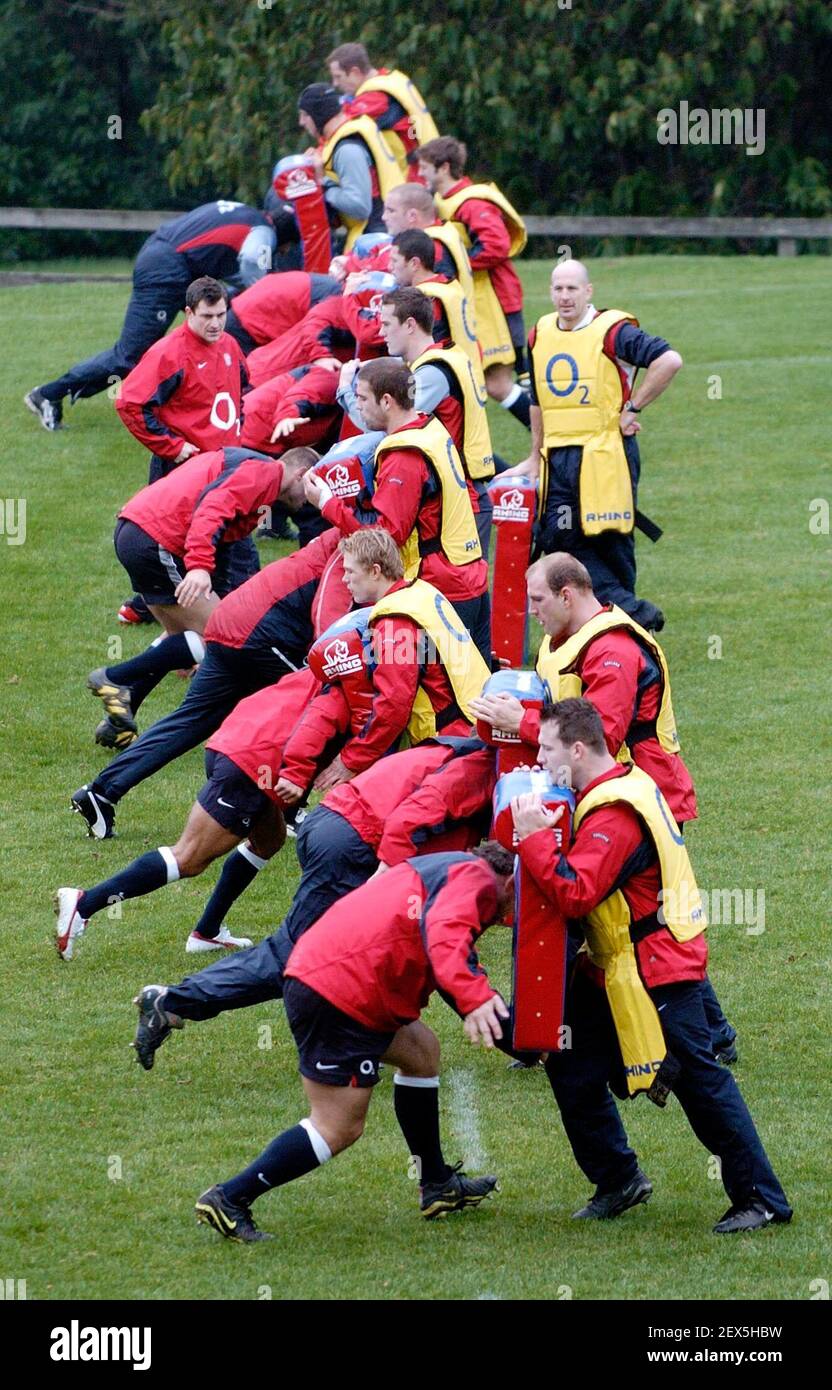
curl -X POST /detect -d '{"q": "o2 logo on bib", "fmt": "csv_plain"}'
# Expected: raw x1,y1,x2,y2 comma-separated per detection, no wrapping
209,391,240,433
460,295,478,345
434,591,471,643
445,436,468,490
544,353,590,404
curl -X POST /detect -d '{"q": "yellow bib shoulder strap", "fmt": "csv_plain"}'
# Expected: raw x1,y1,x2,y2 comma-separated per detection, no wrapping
570,765,706,1096
535,606,681,755
369,579,490,740
437,183,527,256
374,418,482,575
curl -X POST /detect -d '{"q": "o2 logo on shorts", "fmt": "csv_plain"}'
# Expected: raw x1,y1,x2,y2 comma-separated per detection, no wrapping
156,309,168,323
209,391,240,433
322,637,363,678
359,1060,375,1077
544,352,591,404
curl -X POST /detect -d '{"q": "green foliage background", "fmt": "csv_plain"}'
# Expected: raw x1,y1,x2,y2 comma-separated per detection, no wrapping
1,0,830,260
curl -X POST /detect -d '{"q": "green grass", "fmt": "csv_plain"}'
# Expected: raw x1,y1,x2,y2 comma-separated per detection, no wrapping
1,256,830,1301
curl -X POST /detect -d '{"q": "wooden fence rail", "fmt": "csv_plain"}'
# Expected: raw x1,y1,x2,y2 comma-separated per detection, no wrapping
2,207,831,257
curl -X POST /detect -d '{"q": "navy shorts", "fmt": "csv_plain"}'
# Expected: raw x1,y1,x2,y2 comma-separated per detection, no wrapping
283,977,394,1088
197,749,272,836
114,517,186,606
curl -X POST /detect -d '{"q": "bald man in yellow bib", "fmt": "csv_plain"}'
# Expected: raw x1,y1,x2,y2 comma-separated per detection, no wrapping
505,259,682,632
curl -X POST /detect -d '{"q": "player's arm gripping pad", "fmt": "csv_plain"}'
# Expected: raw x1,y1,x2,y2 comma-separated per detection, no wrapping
475,668,547,776
492,768,576,1052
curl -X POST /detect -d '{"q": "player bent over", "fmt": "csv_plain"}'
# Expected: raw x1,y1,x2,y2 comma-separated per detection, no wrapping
53,669,320,960
138,846,515,1239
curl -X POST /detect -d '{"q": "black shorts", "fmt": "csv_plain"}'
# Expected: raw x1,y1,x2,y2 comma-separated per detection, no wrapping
283,977,395,1088
114,517,186,606
197,749,272,836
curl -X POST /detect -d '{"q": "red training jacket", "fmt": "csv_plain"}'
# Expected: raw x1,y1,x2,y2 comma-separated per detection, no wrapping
519,612,697,823
231,271,313,345
207,669,319,803
119,448,283,575
279,581,471,785
285,855,500,1031
443,177,523,315
246,298,354,385
321,415,488,603
517,764,708,989
239,364,341,456
318,740,492,854
115,323,248,461
203,528,347,652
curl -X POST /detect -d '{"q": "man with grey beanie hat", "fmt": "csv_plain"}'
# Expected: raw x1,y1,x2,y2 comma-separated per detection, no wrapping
296,81,403,247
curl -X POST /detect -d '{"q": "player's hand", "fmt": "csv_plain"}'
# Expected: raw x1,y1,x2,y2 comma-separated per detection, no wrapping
174,441,200,464
511,792,563,841
303,471,333,509
619,407,642,437
338,359,360,391
308,149,324,180
469,692,525,734
175,568,212,606
343,272,368,295
464,994,510,1048
328,256,348,282
313,754,354,791
270,415,311,443
274,776,305,805
499,456,539,482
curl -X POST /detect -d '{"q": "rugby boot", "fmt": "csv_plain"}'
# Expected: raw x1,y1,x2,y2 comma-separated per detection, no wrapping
713,1200,789,1235
70,784,115,839
95,716,138,751
419,1162,499,1219
87,667,137,736
572,1169,653,1220
131,985,183,1071
195,1185,274,1243
24,388,63,430
53,887,87,961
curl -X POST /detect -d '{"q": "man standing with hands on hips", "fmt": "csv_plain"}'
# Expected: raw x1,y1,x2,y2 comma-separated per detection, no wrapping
504,259,682,632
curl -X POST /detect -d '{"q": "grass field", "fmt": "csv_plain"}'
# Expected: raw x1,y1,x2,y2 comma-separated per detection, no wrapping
1,255,830,1302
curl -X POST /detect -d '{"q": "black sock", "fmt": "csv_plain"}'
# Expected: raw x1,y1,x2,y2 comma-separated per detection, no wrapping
393,1076,448,1184
222,1121,331,1207
106,632,202,688
194,844,266,939
80,847,178,919
499,382,531,429
126,672,165,716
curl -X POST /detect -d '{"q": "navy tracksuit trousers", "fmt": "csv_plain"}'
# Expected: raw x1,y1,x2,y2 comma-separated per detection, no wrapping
39,244,188,403
537,440,662,631
545,969,791,1219
91,640,297,805
163,806,378,1019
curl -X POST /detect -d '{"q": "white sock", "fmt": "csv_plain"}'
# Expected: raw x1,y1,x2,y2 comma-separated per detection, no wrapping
299,1118,332,1164
158,846,180,884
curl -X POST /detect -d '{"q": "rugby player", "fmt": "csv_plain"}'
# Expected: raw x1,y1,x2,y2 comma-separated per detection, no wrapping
170,844,514,1240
